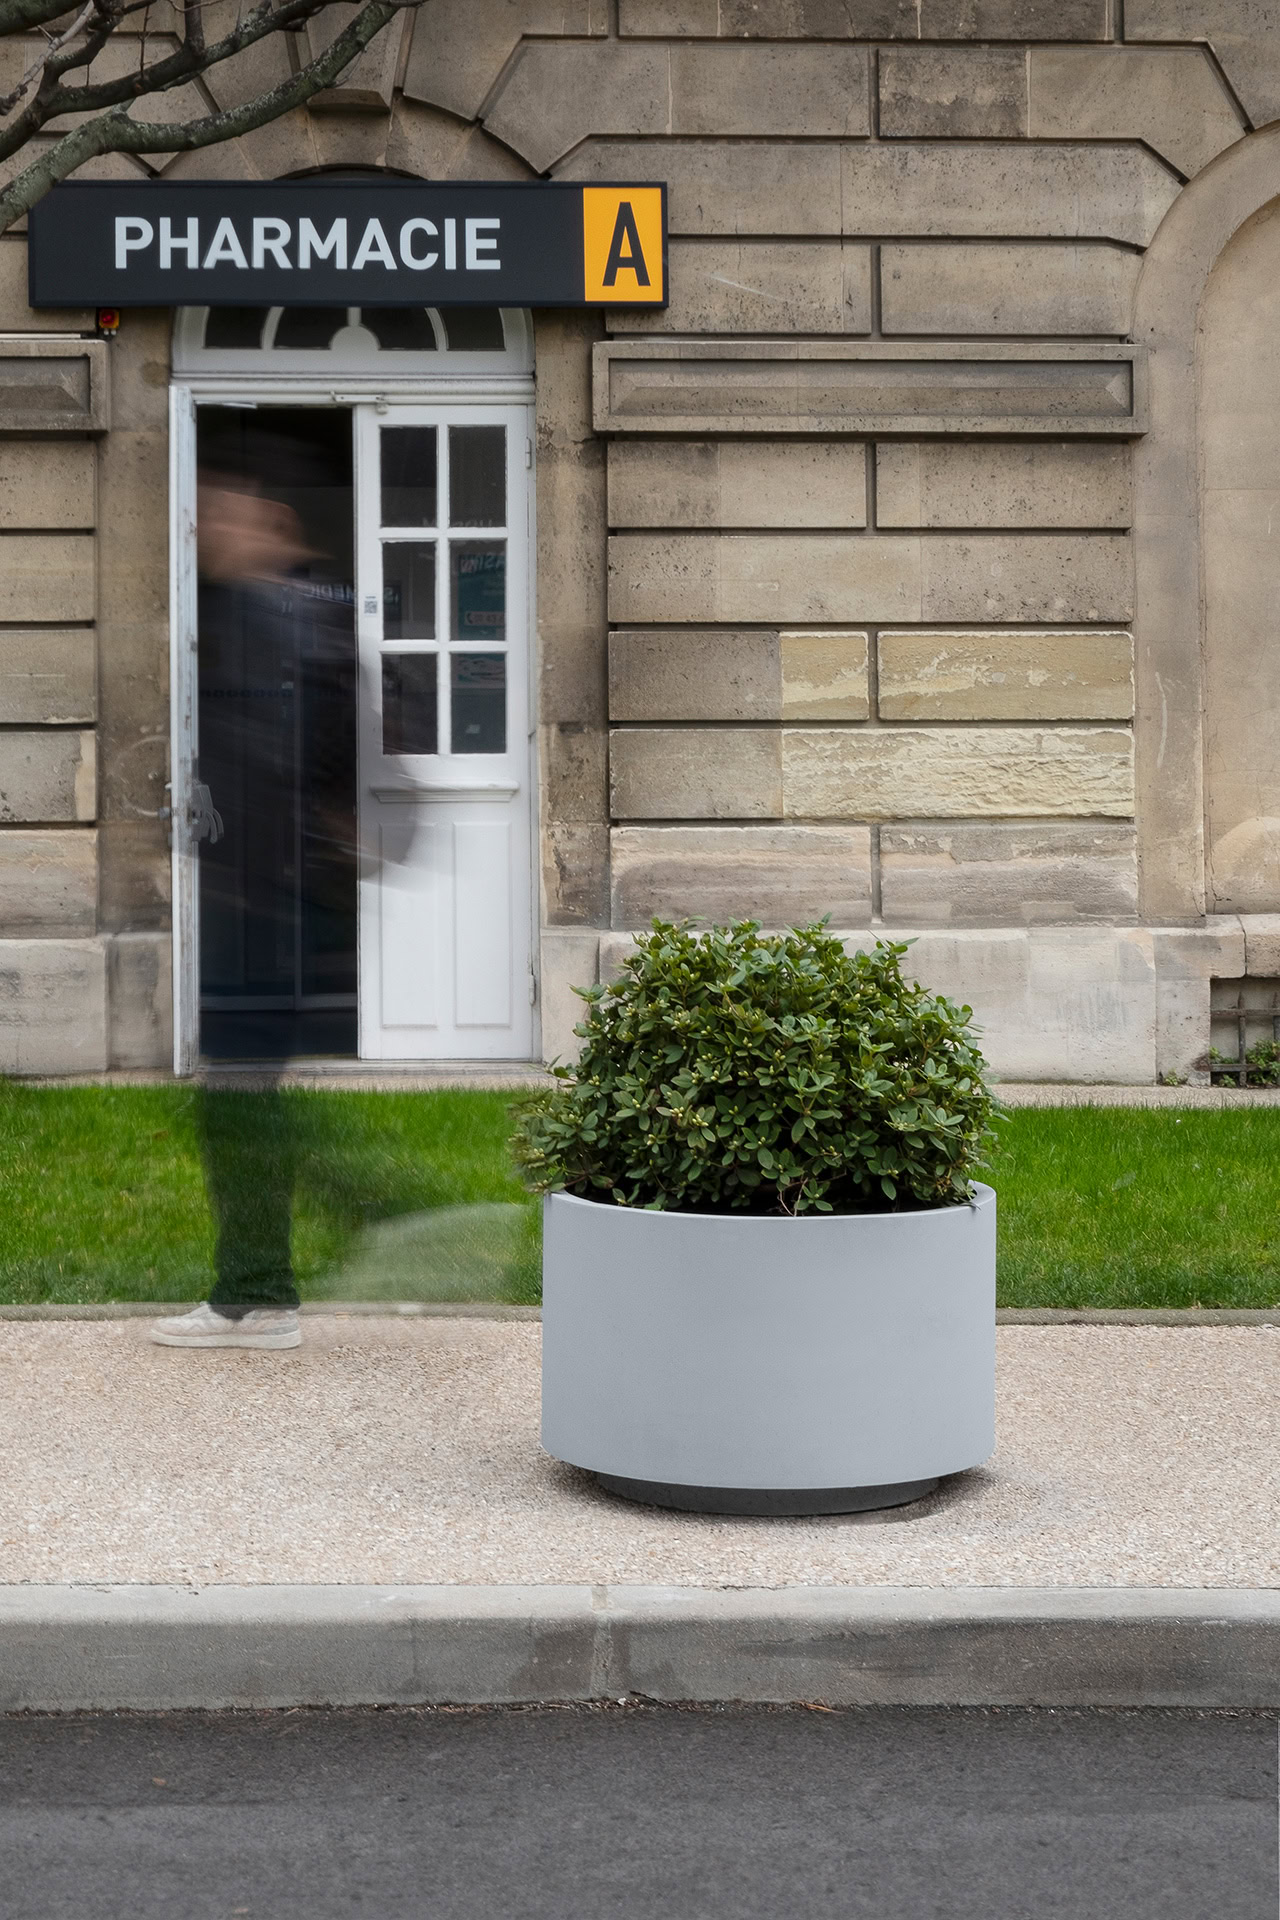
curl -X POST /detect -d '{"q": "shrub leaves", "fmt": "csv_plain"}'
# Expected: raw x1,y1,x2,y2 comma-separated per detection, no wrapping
511,921,999,1215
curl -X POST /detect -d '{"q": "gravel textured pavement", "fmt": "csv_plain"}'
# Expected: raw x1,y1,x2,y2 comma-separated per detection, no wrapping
0,1318,1277,1589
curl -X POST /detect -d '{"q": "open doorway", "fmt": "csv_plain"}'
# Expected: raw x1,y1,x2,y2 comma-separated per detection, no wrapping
196,406,358,1061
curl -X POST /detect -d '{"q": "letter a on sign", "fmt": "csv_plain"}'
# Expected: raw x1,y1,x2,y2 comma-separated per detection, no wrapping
581,188,664,304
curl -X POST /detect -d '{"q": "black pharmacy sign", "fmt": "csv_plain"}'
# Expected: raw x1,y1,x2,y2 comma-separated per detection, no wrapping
28,179,667,309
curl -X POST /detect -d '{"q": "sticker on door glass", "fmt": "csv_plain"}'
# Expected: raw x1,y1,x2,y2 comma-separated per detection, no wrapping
451,541,505,642
451,652,505,754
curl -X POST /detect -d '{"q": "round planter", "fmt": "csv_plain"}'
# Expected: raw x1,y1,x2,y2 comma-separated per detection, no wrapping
540,1184,996,1516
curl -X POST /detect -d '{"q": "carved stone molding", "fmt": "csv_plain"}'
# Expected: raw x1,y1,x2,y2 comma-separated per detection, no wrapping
594,340,1146,437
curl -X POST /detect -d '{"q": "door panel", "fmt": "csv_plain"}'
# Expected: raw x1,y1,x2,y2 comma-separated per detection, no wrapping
454,819,513,1028
356,403,533,1060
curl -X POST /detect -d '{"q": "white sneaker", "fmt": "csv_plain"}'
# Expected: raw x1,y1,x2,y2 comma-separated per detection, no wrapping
149,1303,301,1349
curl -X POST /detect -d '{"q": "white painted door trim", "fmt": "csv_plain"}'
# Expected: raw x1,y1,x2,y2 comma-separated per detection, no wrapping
168,382,200,1077
354,399,537,1060
167,364,539,1072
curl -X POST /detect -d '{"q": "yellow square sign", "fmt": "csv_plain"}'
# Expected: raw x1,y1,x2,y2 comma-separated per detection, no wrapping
582,187,666,304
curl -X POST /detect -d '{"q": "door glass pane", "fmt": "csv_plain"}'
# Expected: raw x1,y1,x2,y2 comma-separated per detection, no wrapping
449,427,505,528
451,653,506,754
273,307,347,349
382,654,438,755
204,307,268,349
451,540,505,641
443,310,505,352
381,427,438,527
362,308,436,352
382,541,435,639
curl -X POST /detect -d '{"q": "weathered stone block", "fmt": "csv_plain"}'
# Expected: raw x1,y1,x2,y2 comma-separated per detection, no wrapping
596,341,1146,436
535,309,609,926
613,242,871,336
611,729,783,819
486,41,869,171
384,101,533,184
543,824,610,930
619,0,916,32
877,630,1133,721
0,443,95,532
107,931,171,1069
1029,47,1245,180
609,628,870,723
0,239,92,332
618,0,1106,34
0,342,108,434
1127,0,1280,127
879,48,1027,138
919,535,1133,624
1152,922,1245,1086
561,140,1176,247
0,630,95,725
402,0,606,123
920,0,1107,34
610,630,780,723
0,828,96,933
848,145,1173,248
0,535,94,623
610,532,917,625
1240,913,1280,978
0,936,107,1073
871,927,1156,1086
558,139,843,237
97,821,169,934
875,442,1131,530
302,8,404,112
880,244,1140,337
781,725,1134,820
609,533,1133,626
781,632,870,721
0,731,95,823
539,926,601,1063
879,822,1138,926
607,441,867,530
611,825,872,928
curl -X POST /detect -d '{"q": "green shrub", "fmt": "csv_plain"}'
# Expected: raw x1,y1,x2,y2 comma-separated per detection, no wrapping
511,920,998,1215
1208,1041,1280,1087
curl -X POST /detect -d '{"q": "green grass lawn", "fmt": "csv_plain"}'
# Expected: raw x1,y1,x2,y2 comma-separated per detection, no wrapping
0,1087,1278,1308
0,1085,540,1307
991,1104,1280,1308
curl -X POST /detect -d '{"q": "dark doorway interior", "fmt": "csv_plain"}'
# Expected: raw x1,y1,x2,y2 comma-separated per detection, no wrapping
197,406,358,1062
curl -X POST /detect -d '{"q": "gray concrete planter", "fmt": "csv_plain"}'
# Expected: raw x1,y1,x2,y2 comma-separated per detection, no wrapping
541,1185,996,1516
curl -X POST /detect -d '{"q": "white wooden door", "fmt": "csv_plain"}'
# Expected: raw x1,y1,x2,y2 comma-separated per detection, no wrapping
355,403,534,1059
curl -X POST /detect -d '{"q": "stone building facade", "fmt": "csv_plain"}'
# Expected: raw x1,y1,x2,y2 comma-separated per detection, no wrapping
4,0,1280,1081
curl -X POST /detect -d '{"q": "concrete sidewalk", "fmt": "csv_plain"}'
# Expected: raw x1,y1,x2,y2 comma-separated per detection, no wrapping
2,1317,1278,1708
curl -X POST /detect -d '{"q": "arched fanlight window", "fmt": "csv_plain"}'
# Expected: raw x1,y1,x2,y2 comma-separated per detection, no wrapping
172,305,532,377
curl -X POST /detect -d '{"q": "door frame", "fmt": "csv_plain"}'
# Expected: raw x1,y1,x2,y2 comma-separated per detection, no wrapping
167,359,538,1074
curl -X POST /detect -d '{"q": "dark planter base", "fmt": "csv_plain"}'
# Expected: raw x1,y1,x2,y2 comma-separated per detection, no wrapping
593,1473,940,1518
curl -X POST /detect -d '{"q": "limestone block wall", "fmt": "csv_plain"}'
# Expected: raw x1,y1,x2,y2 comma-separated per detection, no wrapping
3,0,1280,1077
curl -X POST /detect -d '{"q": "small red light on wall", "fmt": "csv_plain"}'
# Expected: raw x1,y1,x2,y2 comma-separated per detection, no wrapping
96,308,120,335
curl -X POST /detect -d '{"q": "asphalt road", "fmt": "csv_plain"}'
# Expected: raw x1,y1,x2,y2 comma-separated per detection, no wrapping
0,1704,1275,1919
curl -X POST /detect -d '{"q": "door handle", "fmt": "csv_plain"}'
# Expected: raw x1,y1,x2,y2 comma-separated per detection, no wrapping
190,781,225,842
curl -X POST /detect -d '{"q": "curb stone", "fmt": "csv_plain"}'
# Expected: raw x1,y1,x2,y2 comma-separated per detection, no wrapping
1,1586,1279,1713
0,1304,1276,1325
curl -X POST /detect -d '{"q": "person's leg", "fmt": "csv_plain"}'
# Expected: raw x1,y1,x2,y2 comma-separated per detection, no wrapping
152,1080,302,1348
199,1081,301,1315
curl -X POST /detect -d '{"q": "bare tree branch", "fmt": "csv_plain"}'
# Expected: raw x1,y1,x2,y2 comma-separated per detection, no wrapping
0,0,97,116
0,0,367,164
0,0,417,232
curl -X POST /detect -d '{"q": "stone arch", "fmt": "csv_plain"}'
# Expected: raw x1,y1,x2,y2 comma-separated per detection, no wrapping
1197,198,1280,913
1131,124,1280,920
